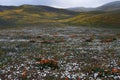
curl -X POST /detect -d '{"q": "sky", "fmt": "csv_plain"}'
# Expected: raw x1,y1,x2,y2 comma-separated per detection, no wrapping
0,0,119,8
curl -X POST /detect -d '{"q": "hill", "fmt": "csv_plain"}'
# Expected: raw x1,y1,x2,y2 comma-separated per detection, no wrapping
97,1,120,11
0,3,120,28
0,6,16,11
67,7,95,12
0,5,78,27
18,5,77,15
67,1,120,12
59,10,120,28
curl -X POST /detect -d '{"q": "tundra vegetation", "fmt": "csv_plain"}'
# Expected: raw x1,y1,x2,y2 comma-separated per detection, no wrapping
0,27,120,80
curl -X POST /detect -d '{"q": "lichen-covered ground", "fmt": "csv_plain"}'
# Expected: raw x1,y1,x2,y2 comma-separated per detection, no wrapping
0,27,120,80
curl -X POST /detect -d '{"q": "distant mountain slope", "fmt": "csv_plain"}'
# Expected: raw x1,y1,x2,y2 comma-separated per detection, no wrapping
67,7,95,12
97,1,120,11
67,1,120,12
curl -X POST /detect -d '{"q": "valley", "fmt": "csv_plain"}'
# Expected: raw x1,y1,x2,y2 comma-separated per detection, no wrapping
0,1,120,80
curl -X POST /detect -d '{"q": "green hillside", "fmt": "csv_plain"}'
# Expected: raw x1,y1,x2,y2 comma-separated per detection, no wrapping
59,11,120,28
0,4,120,28
0,5,77,27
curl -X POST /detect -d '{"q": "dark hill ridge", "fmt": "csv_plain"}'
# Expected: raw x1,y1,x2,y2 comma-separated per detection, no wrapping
67,1,120,12
97,1,120,11
0,5,78,15
0,6,17,11
19,5,77,14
